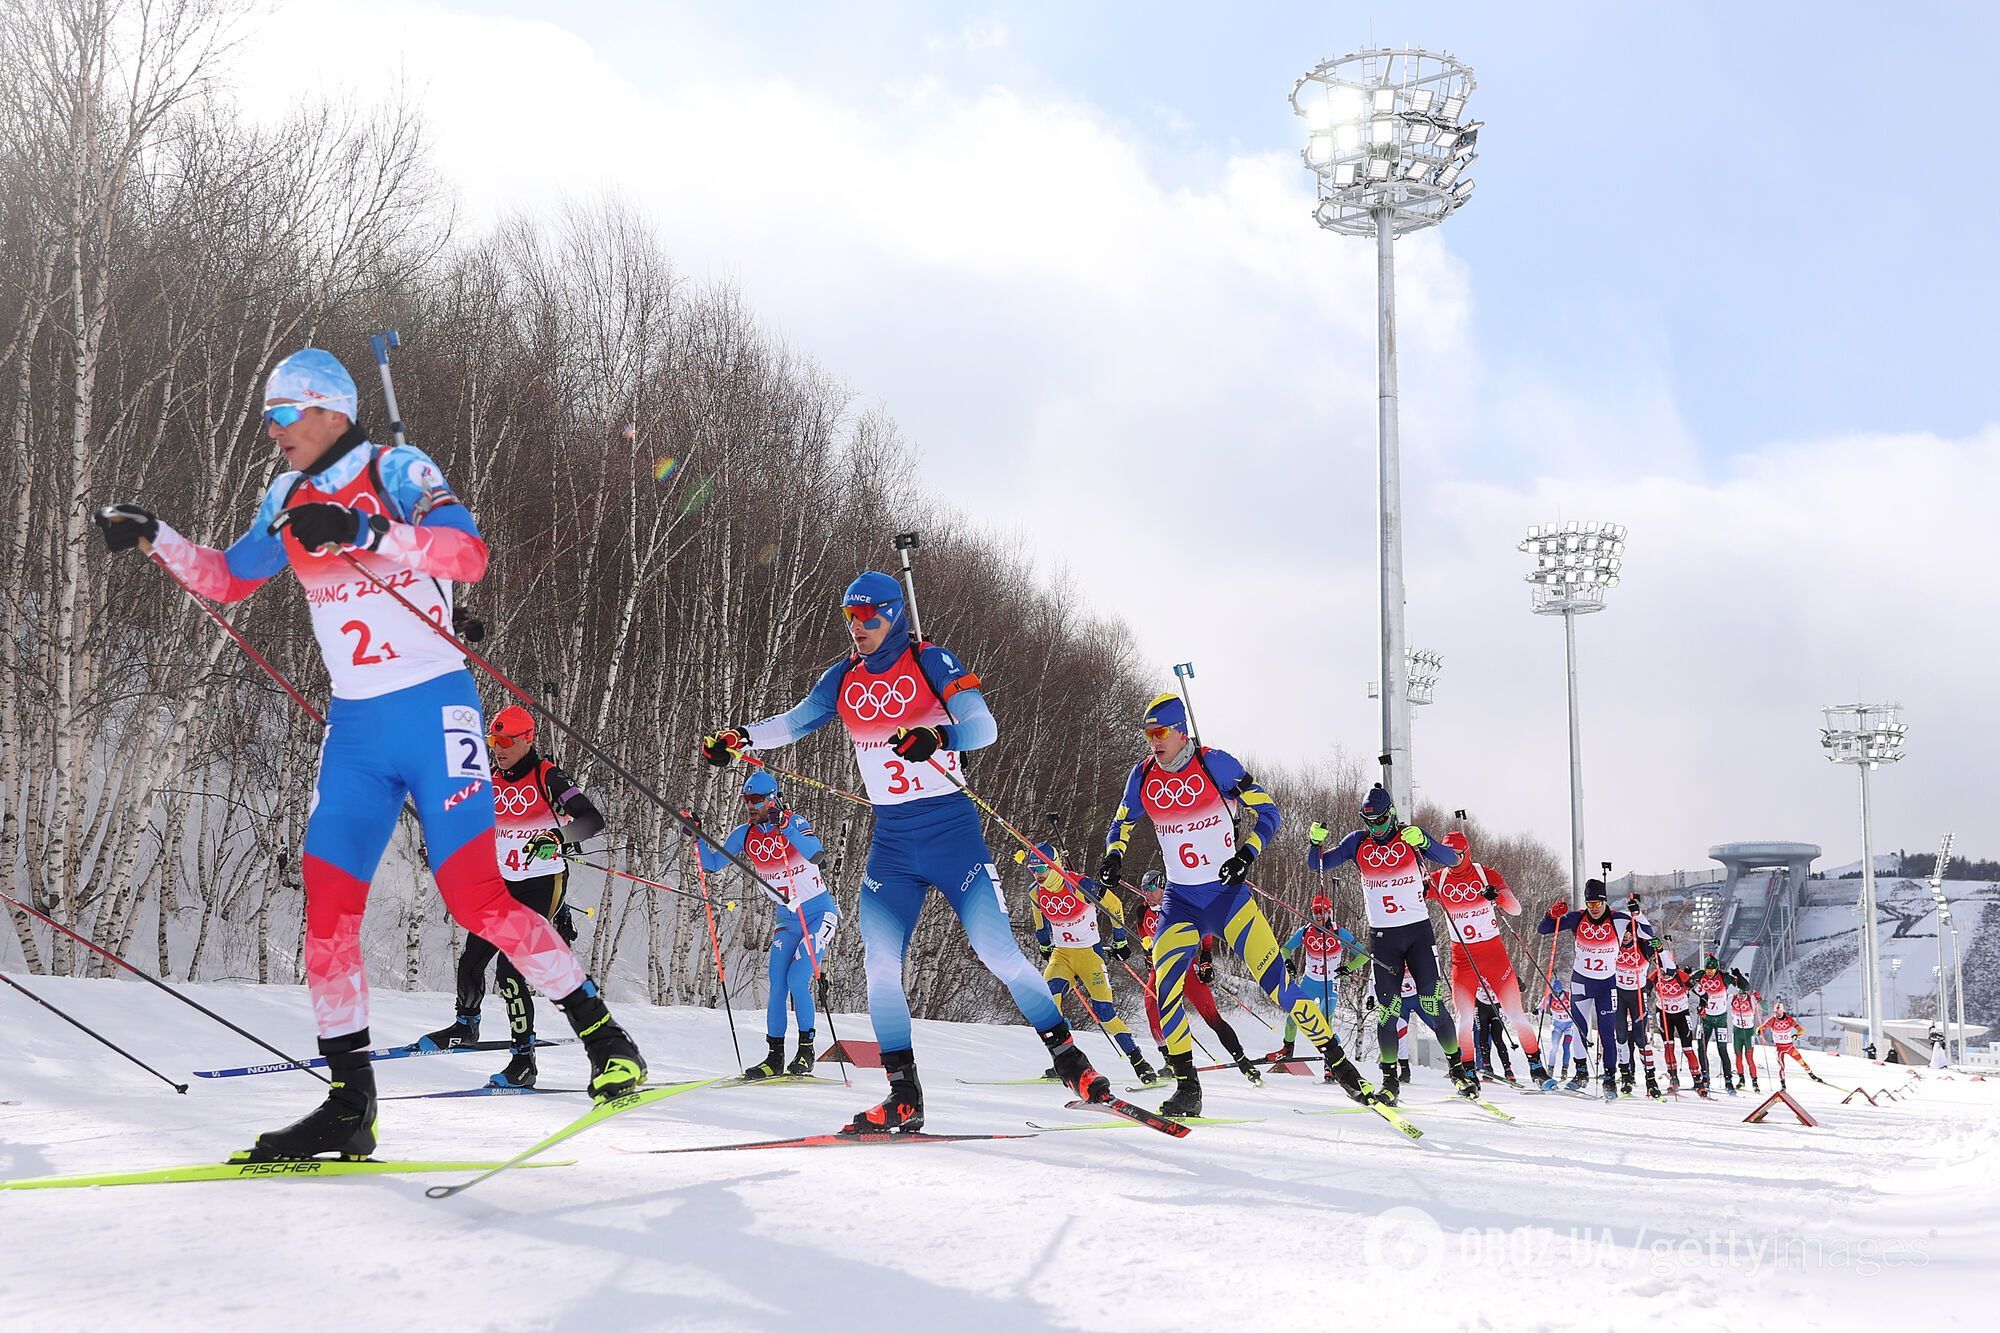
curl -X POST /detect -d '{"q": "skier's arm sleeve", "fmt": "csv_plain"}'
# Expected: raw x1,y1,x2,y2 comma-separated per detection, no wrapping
147,481,297,602
1030,897,1051,949
696,823,745,874
746,660,845,748
1310,831,1363,874
1417,828,1461,867
1101,888,1127,948
545,765,605,846
1538,909,1582,937
1284,926,1305,951
1104,766,1146,856
1488,867,1521,915
1207,749,1278,854
783,815,825,862
370,445,488,582
939,685,996,752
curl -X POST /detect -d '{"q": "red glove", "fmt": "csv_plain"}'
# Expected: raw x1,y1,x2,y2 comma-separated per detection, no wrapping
1547,900,1569,920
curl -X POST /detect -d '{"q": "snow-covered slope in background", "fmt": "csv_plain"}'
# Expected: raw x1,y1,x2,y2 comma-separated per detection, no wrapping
1,978,1994,1330
1780,878,1999,1036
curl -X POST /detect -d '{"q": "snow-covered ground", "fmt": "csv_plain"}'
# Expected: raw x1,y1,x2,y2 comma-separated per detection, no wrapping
2,978,1995,1331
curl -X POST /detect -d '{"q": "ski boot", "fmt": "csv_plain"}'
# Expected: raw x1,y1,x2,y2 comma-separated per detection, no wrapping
1619,1065,1634,1096
1263,1043,1295,1065
1448,1058,1481,1100
1602,1073,1620,1102
1644,1067,1662,1100
1566,1068,1590,1093
555,981,646,1102
743,1036,787,1081
1045,1031,1109,1105
787,1030,817,1077
1496,1062,1517,1086
240,1031,378,1161
413,1013,479,1052
1529,1058,1557,1092
488,1039,538,1089
847,1048,924,1134
1376,1062,1402,1106
1159,1051,1202,1118
1130,1051,1165,1086
1805,1069,1826,1085
1399,1058,1413,1082
1320,1044,1378,1104
1232,1052,1263,1086
1750,1074,1761,1093
1694,1073,1712,1100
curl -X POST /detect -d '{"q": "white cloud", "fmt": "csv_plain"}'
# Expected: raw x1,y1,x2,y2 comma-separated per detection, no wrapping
228,1,1997,873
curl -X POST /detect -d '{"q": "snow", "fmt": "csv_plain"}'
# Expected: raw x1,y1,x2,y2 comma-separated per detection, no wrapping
1783,877,1998,1037
3,978,1997,1330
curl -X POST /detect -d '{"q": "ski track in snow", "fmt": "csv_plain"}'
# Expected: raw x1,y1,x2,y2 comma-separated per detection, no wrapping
1,979,1995,1331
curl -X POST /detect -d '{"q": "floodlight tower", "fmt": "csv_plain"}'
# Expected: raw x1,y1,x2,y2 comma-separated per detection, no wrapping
1292,47,1478,814
1368,648,1444,705
1819,704,1908,1057
1516,521,1628,898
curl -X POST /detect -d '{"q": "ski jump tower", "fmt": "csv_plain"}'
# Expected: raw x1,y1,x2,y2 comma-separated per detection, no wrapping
1706,842,1821,989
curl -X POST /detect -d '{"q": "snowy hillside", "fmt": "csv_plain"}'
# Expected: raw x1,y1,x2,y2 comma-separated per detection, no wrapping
3,978,1995,1330
1781,878,2000,1038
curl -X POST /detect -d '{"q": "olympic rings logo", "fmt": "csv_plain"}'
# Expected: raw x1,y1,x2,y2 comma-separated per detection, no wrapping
1038,890,1084,920
1144,774,1206,808
1358,843,1407,870
843,676,917,721
747,833,788,863
1305,932,1338,958
494,786,538,817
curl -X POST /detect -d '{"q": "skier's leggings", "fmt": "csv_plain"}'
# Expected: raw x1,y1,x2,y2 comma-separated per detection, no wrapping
767,893,838,1041
1045,945,1139,1058
1615,988,1652,1068
1144,965,1246,1058
1371,920,1461,1065
1281,972,1338,1044
857,792,1061,1054
1697,1017,1733,1085
1449,940,1539,1059
1567,975,1620,1075
302,672,586,1040
1153,883,1337,1060
1660,1010,1697,1075
454,870,564,1040
1732,1026,1758,1081
1551,1017,1585,1071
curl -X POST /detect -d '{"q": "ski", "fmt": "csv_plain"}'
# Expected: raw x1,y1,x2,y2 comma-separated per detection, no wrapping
382,1085,594,1101
1429,1096,1515,1123
1028,1113,1256,1132
618,1130,1037,1153
953,1076,1061,1086
0,1157,575,1191
424,1078,721,1200
711,1073,846,1088
1296,1101,1425,1141
1055,1097,1192,1137
193,1037,573,1080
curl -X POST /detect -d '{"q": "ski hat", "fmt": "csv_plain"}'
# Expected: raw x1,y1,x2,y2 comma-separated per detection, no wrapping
1310,893,1334,916
1703,954,1720,970
1361,784,1396,832
1659,948,1678,971
1141,693,1187,733
266,347,358,421
488,704,535,746
741,770,780,801
1441,830,1469,854
841,571,905,632
1584,879,1608,903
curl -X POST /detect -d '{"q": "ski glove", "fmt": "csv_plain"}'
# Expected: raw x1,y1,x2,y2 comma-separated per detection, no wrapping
554,903,580,944
1308,820,1331,847
1217,848,1255,886
1110,939,1131,961
1482,884,1500,902
1195,955,1215,985
700,727,748,767
94,504,158,552
273,501,387,553
1037,943,1053,962
1400,826,1430,850
889,725,945,762
524,830,564,862
1548,899,1569,920
1097,851,1123,888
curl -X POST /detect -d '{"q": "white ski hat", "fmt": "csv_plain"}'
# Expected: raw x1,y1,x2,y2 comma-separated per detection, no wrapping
265,347,358,421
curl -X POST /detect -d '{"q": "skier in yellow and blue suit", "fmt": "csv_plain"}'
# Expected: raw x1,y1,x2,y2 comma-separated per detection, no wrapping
1021,842,1160,1087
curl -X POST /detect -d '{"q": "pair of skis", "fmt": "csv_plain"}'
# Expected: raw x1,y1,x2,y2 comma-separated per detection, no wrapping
191,1037,573,1080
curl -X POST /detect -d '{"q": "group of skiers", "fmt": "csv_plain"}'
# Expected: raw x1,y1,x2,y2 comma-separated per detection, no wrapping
93,343,1831,1160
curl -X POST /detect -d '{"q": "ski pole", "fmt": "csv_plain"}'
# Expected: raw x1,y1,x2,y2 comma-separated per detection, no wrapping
1172,661,1201,746
331,552,795,912
1235,996,1281,1039
0,969,190,1093
683,844,744,1072
892,531,926,640
137,541,324,725
569,859,743,911
0,889,327,1084
815,816,855,1087
739,754,869,810
916,756,1093,895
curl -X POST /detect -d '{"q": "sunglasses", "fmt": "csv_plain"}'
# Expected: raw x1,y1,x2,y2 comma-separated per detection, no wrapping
842,603,888,627
487,730,529,746
741,791,775,804
1142,725,1176,741
263,403,310,428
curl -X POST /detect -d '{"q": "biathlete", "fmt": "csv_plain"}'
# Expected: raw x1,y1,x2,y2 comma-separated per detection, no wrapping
96,347,644,1159
1266,894,1366,1066
1728,971,1764,1093
1537,879,1650,1099
1311,784,1479,1104
1099,695,1375,1117
696,770,839,1080
1651,949,1708,1097
416,704,604,1091
1426,830,1555,1089
700,571,1106,1132
1022,842,1157,1086
1540,982,1589,1082
1758,998,1822,1090
1611,921,1662,1098
1133,871,1264,1085
1691,955,1737,1094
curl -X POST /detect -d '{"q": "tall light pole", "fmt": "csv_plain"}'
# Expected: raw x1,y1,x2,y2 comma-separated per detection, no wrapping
1928,834,1953,1053
1292,47,1478,814
1517,521,1627,898
1890,956,1903,1020
1368,647,1444,705
1819,703,1908,1058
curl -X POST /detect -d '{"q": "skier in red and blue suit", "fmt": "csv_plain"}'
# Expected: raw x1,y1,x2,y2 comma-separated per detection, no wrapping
1536,878,1652,1099
699,571,1106,1133
94,346,645,1161
697,769,839,1081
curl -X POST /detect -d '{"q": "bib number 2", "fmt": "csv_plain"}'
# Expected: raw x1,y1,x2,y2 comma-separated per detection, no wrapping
442,706,490,781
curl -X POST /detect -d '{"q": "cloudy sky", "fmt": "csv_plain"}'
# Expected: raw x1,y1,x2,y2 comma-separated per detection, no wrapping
232,1,1998,874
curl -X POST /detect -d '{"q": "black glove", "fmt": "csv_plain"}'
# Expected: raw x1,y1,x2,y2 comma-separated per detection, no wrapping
273,501,385,553
1110,939,1131,961
1097,851,1123,888
94,504,158,552
677,808,702,832
889,725,945,763
1195,956,1215,985
553,903,579,944
1218,848,1256,886
1283,956,1297,978
524,830,564,862
700,727,747,767
1482,884,1500,902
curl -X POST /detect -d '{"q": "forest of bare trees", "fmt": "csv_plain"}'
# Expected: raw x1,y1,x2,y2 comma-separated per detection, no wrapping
0,0,1570,1035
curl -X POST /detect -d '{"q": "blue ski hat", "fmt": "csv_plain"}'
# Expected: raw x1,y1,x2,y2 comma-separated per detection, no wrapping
1141,693,1187,732
1584,879,1608,903
266,347,358,421
1361,784,1396,828
842,570,906,633
742,770,780,800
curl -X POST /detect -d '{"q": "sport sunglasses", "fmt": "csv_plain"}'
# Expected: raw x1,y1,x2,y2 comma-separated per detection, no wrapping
262,403,310,428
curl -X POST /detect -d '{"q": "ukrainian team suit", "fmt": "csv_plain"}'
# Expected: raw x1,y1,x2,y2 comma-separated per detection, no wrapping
698,810,839,1042
1104,742,1337,1060
741,630,1060,1054
1312,827,1466,1066
1537,906,1651,1079
1136,906,1249,1059
149,429,586,1039
1029,868,1140,1060
1426,859,1541,1062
